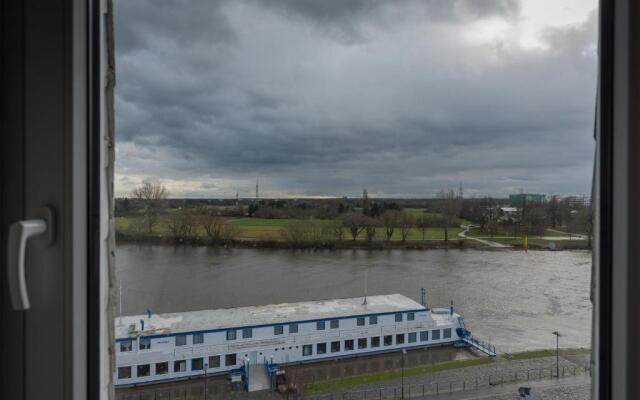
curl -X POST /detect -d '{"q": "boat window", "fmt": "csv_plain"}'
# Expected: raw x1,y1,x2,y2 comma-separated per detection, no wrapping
209,355,220,368
193,333,204,344
384,335,393,346
289,324,298,334
396,334,405,345
175,335,187,346
155,362,169,375
408,332,417,343
191,358,204,371
443,328,452,339
331,341,340,353
174,360,186,372
344,340,354,351
356,317,365,326
302,344,313,356
432,330,441,340
358,338,367,349
369,316,378,325
274,325,284,335
407,312,415,321
119,340,132,352
242,328,252,339
225,354,236,366
317,343,327,354
420,331,429,342
330,320,339,329
395,314,403,322
118,366,131,379
137,364,150,377
371,337,381,348
139,338,151,350
316,321,325,330
226,330,237,341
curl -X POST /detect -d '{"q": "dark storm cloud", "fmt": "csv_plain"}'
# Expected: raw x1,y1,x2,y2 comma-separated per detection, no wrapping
114,0,597,197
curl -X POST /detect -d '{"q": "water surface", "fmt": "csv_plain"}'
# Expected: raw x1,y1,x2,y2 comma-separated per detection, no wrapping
116,245,592,353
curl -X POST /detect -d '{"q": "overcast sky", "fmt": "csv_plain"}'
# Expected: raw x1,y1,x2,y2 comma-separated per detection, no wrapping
114,0,598,199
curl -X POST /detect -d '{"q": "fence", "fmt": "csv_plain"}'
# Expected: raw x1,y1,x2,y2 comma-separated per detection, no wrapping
299,364,591,400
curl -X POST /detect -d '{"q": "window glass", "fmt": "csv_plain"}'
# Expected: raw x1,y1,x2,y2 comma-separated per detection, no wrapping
344,339,354,351
225,354,236,366
317,343,327,354
139,338,151,350
358,338,367,349
302,344,313,356
408,332,417,343
330,320,339,329
191,358,204,371
407,312,415,321
242,328,252,339
357,317,365,326
289,324,298,333
120,340,132,352
193,333,204,344
226,330,237,341
396,334,405,345
175,335,187,346
209,355,221,368
443,328,452,339
156,362,169,375
331,341,341,353
274,325,283,335
317,321,325,330
432,330,441,340
371,337,381,348
395,314,403,322
137,364,150,377
174,360,186,372
369,316,378,325
118,366,131,379
384,335,393,346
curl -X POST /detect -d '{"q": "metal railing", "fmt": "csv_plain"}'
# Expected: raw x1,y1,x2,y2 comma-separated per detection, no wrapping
298,364,591,400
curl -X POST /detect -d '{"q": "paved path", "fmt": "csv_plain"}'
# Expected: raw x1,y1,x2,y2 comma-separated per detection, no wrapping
458,225,511,248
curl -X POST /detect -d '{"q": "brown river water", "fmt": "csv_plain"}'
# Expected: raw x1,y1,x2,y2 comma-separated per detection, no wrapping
116,245,592,353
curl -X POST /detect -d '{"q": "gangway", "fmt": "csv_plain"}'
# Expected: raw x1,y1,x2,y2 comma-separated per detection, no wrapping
247,363,270,392
461,335,497,357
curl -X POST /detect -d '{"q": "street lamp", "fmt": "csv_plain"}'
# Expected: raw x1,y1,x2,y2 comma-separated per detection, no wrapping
203,362,208,400
552,331,561,379
401,349,407,399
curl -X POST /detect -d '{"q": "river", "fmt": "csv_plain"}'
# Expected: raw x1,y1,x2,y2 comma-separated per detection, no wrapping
116,245,592,353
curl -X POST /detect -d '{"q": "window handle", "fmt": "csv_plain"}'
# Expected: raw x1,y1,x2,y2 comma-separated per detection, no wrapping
7,206,55,310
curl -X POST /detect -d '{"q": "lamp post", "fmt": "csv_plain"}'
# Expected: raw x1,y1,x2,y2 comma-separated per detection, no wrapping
552,331,561,378
203,362,208,400
401,349,407,399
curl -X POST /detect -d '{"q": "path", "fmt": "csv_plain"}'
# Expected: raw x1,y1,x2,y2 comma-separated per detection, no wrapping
458,225,511,248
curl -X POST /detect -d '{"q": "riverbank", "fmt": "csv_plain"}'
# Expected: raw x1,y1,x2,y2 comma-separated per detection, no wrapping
116,232,591,251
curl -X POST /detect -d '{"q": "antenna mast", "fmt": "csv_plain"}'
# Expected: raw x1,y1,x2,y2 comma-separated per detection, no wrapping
363,270,368,305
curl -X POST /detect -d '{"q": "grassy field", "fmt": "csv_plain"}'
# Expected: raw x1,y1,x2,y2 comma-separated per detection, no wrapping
304,357,493,392
116,211,465,242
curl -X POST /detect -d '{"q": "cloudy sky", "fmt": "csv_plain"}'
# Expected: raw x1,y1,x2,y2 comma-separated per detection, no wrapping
114,0,598,199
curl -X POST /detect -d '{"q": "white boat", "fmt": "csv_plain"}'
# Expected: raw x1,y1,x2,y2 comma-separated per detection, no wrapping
114,293,484,388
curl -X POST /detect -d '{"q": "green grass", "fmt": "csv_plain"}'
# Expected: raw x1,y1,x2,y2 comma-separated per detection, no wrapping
304,357,493,392
506,348,590,360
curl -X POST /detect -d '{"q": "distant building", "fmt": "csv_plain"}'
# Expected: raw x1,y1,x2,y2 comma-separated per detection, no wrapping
564,195,591,208
509,193,546,205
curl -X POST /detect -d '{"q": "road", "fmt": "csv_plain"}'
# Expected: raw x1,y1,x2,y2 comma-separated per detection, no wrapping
458,225,511,248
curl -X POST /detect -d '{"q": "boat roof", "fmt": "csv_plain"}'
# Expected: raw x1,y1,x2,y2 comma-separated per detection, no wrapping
115,294,426,340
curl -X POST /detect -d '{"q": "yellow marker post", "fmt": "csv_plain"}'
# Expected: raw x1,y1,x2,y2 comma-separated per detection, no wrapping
524,235,528,252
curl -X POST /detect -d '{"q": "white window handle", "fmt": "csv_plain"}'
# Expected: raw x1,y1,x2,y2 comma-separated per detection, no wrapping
7,207,55,310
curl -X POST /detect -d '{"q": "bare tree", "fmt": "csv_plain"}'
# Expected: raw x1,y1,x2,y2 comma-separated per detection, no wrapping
381,210,401,241
341,212,366,241
165,209,197,240
521,205,547,236
362,216,378,242
328,220,345,241
436,189,461,242
398,212,416,242
132,180,168,233
573,206,593,247
416,215,432,241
